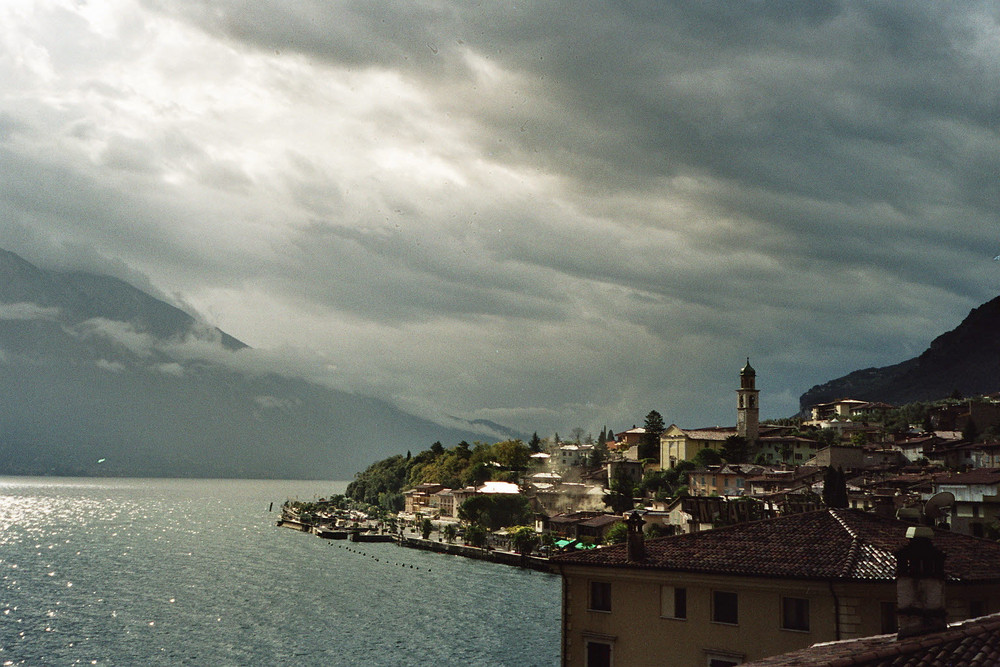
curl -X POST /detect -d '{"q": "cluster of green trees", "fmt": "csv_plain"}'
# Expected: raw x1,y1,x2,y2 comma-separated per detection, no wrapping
345,439,534,511
822,466,849,508
457,493,532,531
281,495,359,524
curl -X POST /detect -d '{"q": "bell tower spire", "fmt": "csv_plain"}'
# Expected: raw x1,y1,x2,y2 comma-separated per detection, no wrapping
737,358,759,441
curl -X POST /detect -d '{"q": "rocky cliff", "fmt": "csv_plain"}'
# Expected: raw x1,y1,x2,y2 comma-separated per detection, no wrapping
799,295,1000,411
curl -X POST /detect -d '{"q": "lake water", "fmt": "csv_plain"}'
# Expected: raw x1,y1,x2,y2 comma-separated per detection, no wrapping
0,477,561,666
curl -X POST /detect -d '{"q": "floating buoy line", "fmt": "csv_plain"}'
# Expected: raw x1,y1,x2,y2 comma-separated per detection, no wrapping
332,543,431,572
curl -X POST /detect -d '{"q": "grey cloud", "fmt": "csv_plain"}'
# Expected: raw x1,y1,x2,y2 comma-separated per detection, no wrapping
2,0,999,438
0,303,60,321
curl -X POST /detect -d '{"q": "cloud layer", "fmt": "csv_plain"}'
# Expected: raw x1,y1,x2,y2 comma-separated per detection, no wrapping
1,1,998,438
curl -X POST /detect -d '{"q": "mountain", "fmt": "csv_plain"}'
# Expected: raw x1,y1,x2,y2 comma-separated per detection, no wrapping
0,249,503,479
799,295,1000,412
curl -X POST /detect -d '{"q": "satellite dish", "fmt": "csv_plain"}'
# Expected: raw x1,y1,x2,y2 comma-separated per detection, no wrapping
924,492,955,520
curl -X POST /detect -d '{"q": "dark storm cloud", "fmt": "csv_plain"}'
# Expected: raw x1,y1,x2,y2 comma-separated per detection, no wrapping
1,1,998,434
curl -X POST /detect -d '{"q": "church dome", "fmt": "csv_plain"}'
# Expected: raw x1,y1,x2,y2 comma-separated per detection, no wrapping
740,357,755,376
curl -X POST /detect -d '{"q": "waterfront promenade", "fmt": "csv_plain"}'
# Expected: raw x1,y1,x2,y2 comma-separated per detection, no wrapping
278,518,554,572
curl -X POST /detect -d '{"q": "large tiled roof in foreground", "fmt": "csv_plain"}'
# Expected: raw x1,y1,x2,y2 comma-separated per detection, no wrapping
553,509,1000,582
743,613,1000,666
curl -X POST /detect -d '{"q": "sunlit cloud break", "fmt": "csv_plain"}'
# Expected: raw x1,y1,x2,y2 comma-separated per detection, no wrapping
0,1,998,437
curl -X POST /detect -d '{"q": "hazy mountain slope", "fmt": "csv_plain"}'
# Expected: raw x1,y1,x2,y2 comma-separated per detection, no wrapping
799,295,1000,411
0,249,498,479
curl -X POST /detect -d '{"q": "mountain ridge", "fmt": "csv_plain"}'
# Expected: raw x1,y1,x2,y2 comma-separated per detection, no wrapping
799,295,1000,411
0,249,506,479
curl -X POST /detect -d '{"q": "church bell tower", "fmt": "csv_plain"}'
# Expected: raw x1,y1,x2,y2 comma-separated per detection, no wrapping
737,358,759,441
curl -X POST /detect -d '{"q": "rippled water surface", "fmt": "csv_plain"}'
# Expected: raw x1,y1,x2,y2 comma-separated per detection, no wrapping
0,477,560,666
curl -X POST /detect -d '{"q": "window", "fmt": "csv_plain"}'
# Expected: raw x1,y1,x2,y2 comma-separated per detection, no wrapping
713,590,738,625
880,601,897,634
706,653,742,666
585,641,612,667
661,586,687,619
590,581,611,612
781,597,809,631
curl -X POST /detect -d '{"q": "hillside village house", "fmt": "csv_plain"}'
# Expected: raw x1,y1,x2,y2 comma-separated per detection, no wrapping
755,436,818,465
403,483,446,514
744,611,1000,667
553,509,1000,667
616,426,647,448
931,468,1000,537
744,531,1000,667
805,444,907,469
607,460,644,487
661,425,732,469
687,464,763,497
807,398,875,422
558,443,595,469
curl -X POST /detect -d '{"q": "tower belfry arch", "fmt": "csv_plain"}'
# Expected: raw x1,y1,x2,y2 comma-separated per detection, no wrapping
737,358,759,441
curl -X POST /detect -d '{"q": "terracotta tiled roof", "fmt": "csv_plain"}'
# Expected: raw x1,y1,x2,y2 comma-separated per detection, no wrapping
933,468,1000,486
553,509,1000,583
665,427,734,441
743,613,1000,666
578,514,623,529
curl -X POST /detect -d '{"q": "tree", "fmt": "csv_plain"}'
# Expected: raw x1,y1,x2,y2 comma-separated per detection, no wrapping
421,517,434,540
777,439,795,464
442,523,457,543
644,410,666,436
458,494,532,531
491,439,531,470
461,461,492,487
822,466,848,508
346,454,412,507
604,469,636,514
603,522,628,545
528,432,542,453
507,525,539,555
963,418,979,443
646,523,672,538
639,410,666,461
722,435,749,463
640,460,695,500
692,447,723,467
465,523,487,548
377,491,404,512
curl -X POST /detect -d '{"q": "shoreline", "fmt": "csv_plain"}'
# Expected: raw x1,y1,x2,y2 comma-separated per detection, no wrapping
278,519,555,573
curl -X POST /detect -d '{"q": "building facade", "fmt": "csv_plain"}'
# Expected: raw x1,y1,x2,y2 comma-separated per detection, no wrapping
555,509,1000,667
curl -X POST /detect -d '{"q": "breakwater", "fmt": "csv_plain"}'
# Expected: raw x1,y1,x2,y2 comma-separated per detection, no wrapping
399,536,554,573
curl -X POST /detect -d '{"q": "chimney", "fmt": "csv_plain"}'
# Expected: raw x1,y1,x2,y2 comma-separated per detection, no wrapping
625,511,646,563
894,526,946,639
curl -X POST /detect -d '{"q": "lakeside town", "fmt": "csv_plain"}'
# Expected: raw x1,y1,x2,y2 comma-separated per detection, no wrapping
280,360,1000,666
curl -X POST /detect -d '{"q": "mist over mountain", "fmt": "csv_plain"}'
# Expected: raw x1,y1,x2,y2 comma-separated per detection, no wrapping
799,295,1000,411
0,249,504,479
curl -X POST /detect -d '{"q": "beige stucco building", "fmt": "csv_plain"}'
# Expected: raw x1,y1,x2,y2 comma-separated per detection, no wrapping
660,424,733,469
554,509,1000,667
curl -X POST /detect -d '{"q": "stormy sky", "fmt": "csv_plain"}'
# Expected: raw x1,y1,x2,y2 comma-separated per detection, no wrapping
1,1,998,439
